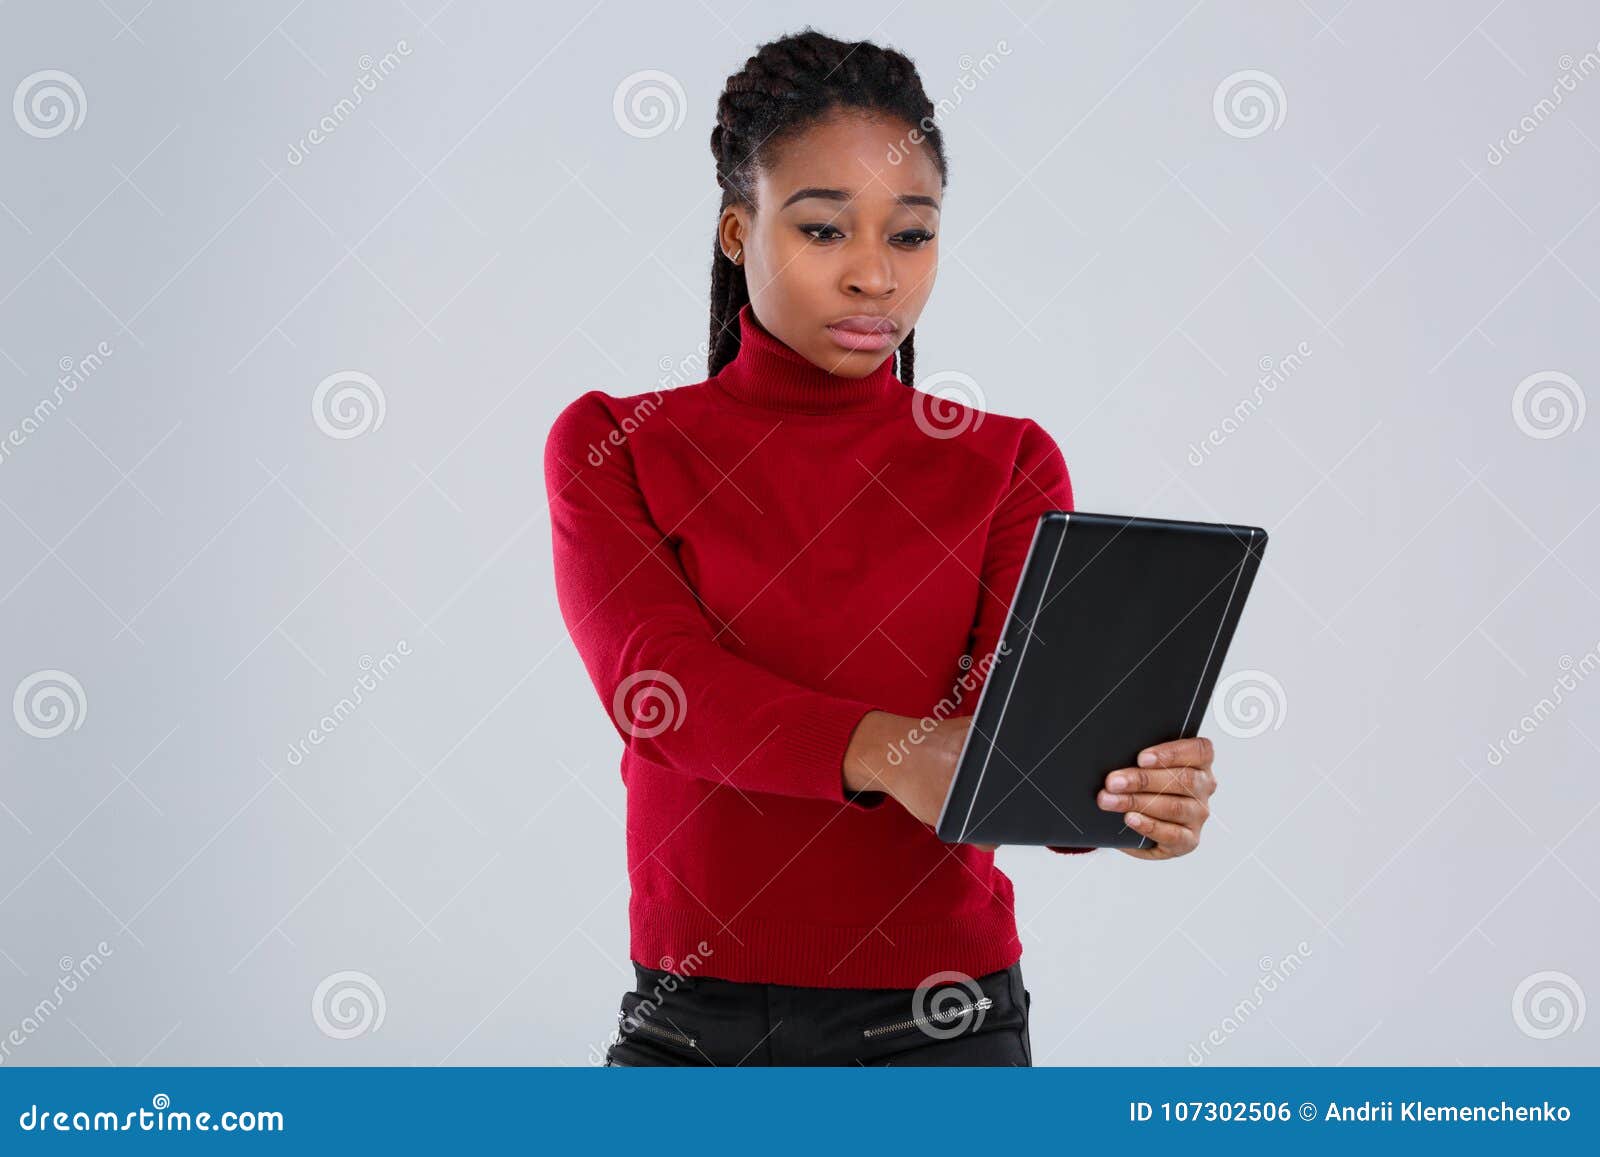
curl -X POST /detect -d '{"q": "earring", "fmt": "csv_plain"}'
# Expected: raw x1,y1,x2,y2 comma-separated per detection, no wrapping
729,246,742,264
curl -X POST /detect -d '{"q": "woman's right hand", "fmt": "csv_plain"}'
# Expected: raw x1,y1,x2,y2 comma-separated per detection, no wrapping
844,711,995,852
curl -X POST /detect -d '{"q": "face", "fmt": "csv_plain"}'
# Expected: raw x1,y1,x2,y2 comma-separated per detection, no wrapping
718,112,942,378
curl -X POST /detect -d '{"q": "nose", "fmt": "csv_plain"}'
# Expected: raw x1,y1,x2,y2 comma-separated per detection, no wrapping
842,240,896,298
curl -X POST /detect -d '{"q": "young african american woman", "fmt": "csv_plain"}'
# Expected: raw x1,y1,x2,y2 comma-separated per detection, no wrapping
545,29,1218,1067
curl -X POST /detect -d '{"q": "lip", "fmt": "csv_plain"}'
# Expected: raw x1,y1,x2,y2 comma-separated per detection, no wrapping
825,315,899,352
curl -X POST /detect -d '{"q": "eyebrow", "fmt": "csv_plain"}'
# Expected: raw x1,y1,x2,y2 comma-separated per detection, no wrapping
780,186,940,212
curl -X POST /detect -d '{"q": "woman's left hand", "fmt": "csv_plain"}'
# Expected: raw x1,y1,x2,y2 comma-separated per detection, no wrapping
1096,736,1217,860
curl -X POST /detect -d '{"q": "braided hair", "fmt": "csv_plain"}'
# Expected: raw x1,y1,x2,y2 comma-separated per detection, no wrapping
708,29,949,386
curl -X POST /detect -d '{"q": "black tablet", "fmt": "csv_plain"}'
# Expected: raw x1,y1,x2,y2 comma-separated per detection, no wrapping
935,511,1267,849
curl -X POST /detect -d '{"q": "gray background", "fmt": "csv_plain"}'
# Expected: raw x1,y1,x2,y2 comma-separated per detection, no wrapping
1,1,1595,1066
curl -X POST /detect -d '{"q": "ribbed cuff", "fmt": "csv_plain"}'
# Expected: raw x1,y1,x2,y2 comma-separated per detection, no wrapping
782,697,883,809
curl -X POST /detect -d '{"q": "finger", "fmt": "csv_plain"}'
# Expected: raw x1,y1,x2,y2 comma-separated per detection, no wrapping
1097,789,1208,826
1136,736,1215,772
1124,810,1199,853
1104,764,1215,799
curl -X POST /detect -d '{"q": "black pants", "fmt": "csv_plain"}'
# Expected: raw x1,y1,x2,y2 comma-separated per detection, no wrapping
602,958,1033,1066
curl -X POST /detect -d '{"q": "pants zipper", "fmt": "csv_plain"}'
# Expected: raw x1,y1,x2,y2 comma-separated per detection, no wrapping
618,1010,698,1049
861,996,993,1040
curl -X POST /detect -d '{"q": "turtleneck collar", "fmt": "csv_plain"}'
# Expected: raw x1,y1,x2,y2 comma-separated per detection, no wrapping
710,302,905,415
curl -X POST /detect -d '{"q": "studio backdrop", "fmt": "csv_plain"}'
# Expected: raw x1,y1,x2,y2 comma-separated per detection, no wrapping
0,2,1595,1066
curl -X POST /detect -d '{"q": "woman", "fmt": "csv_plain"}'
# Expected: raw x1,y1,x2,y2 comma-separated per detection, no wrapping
544,29,1218,1066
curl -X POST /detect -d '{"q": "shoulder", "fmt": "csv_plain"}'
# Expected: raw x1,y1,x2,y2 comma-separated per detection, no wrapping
909,389,1068,473
544,384,706,468
913,394,1074,510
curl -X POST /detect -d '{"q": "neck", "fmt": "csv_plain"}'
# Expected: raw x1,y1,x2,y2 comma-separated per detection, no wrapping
711,302,905,415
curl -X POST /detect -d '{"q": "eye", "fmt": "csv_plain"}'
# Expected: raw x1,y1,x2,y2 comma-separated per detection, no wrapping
800,223,844,242
894,230,935,248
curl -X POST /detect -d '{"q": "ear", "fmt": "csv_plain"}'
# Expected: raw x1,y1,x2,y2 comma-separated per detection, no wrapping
716,207,745,260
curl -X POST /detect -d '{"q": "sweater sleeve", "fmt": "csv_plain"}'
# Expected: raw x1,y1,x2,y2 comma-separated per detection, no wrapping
544,390,888,809
966,419,1095,856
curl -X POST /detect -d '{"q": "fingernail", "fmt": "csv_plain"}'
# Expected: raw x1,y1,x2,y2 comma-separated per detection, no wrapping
1126,812,1145,827
1107,773,1129,791
1138,750,1157,767
1100,792,1126,810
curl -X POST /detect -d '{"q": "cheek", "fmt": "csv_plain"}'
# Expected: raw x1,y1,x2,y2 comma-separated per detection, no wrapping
901,248,938,299
749,228,806,273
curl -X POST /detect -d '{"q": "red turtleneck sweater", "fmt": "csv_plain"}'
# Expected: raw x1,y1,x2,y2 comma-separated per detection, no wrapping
544,302,1092,989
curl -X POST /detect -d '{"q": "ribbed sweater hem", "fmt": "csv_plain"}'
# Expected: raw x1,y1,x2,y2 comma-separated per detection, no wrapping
629,895,1025,990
